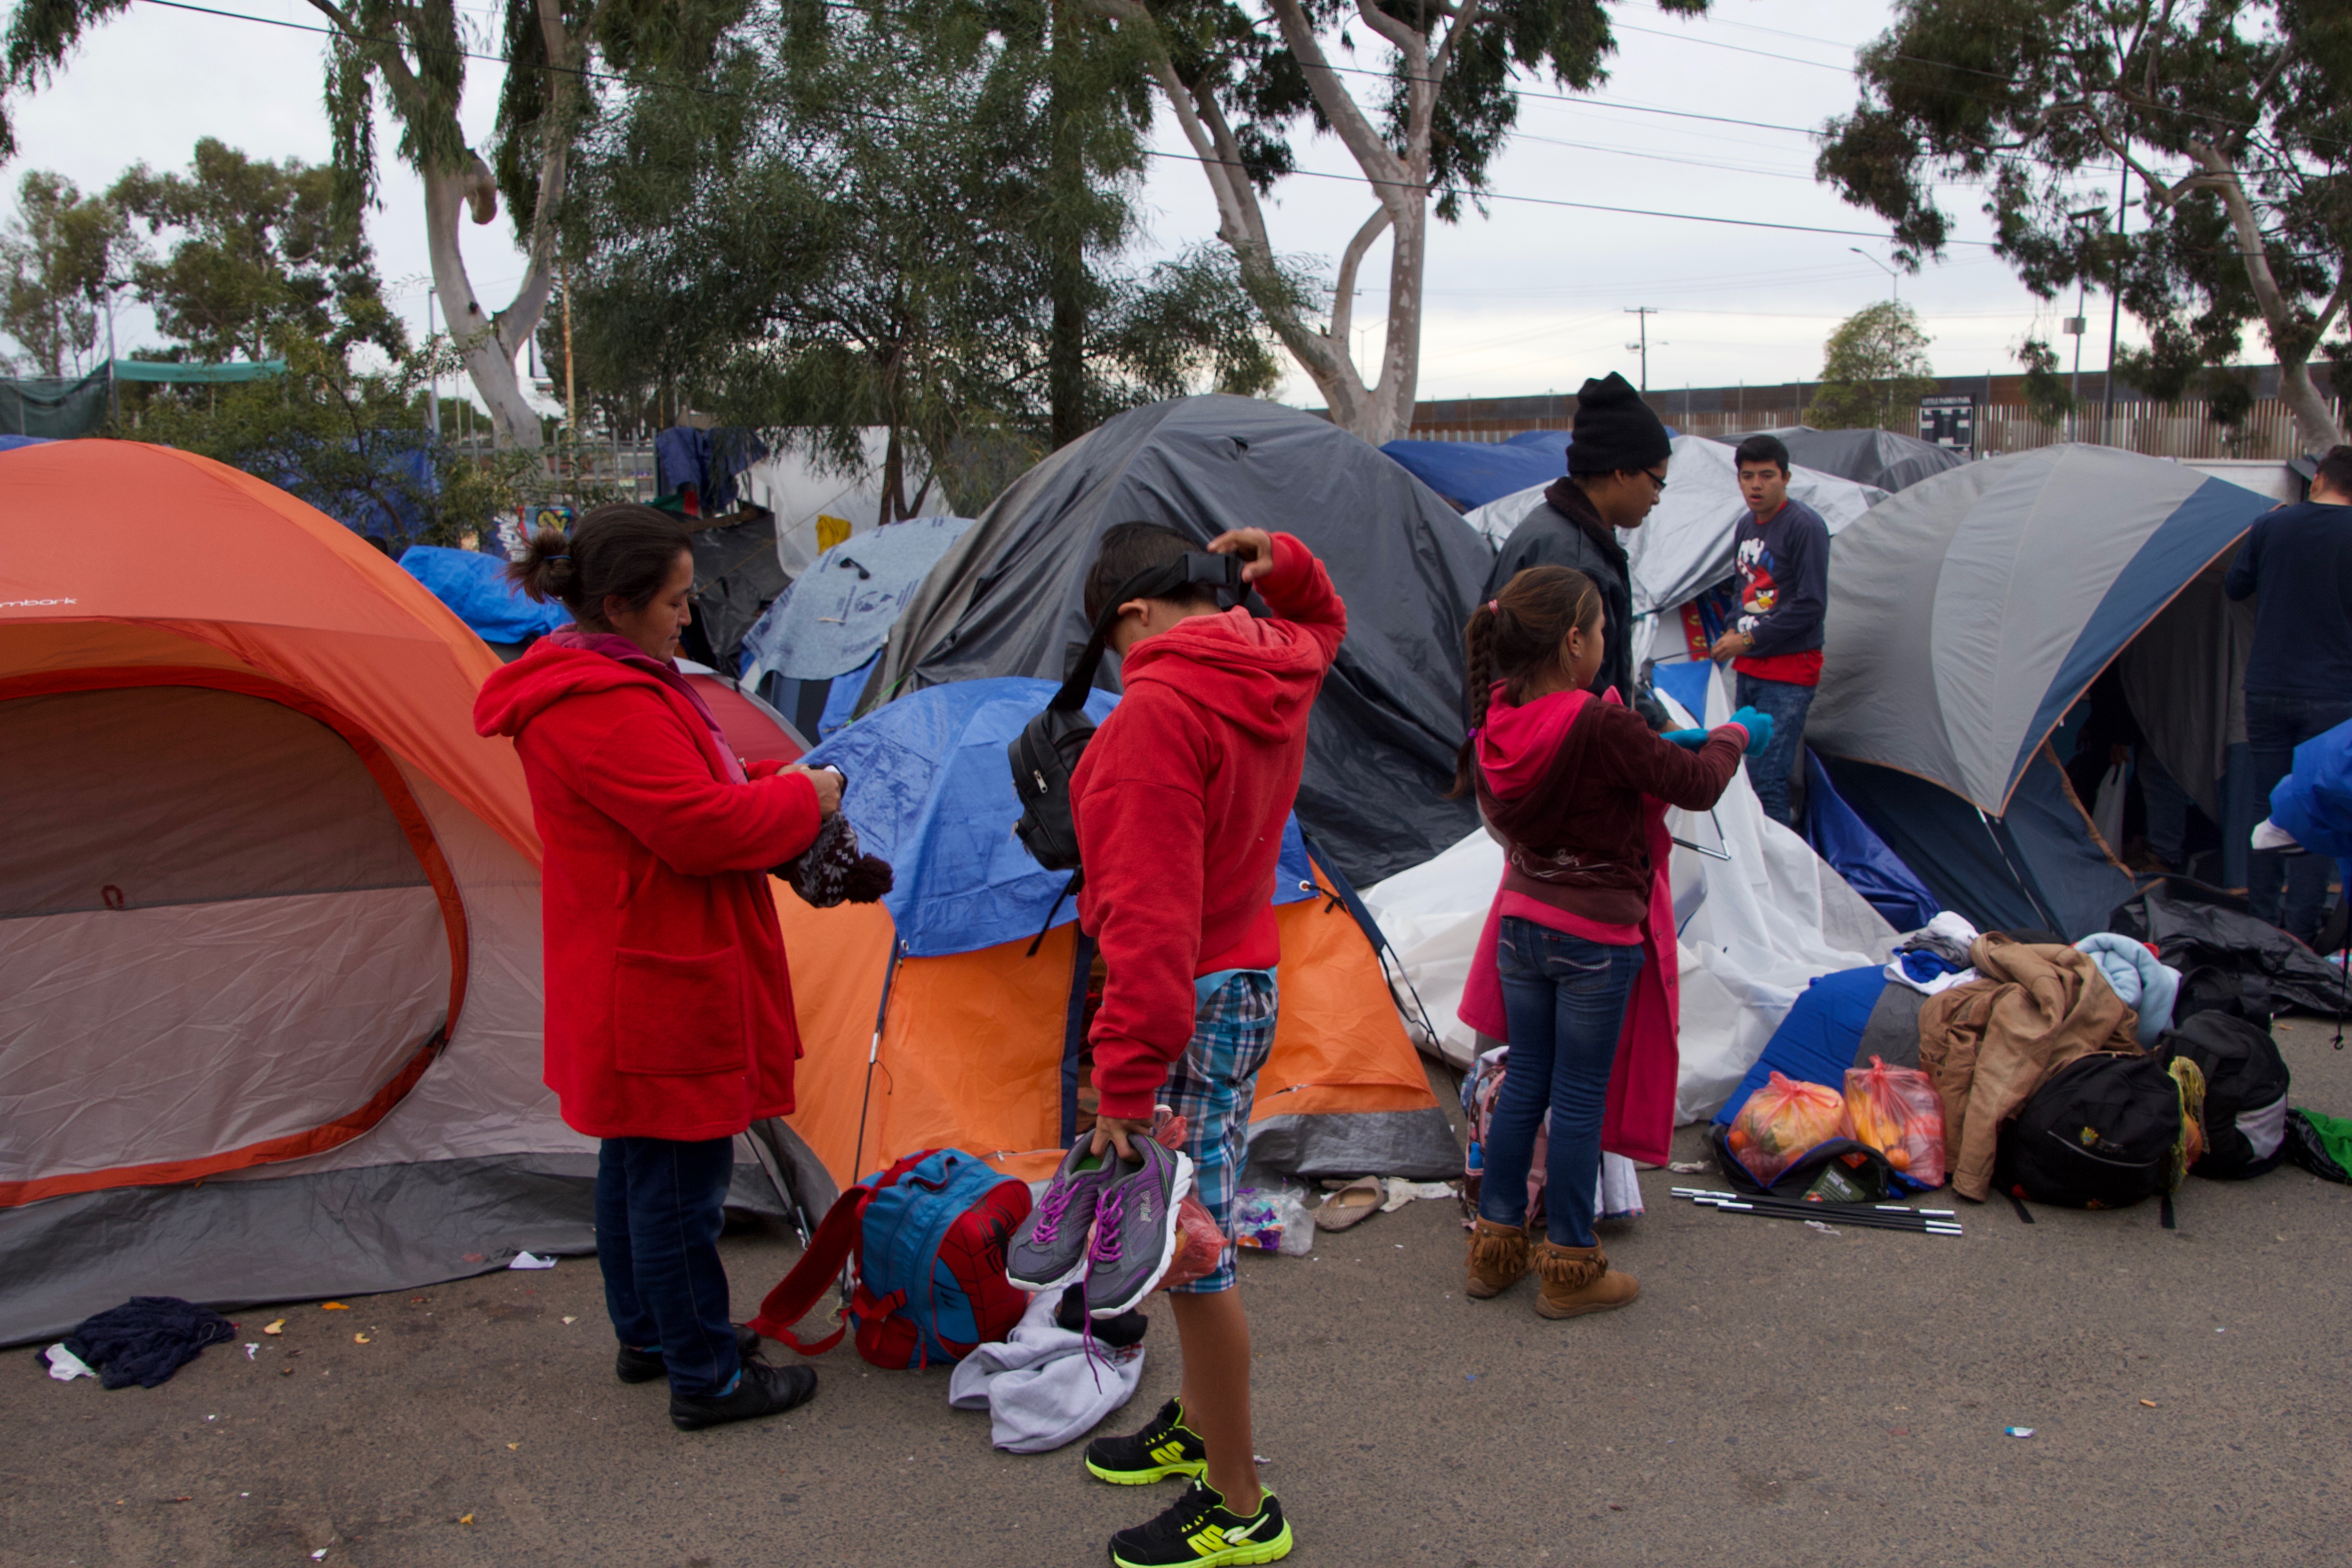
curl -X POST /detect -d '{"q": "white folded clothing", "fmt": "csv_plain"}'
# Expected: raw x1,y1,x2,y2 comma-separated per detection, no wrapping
947,1293,1144,1455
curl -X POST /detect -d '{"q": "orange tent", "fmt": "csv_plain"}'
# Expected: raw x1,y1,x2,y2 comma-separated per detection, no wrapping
775,877,1458,1195
0,441,585,1345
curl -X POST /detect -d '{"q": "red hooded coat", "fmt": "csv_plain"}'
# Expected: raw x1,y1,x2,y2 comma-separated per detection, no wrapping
474,637,821,1141
1073,533,1347,1122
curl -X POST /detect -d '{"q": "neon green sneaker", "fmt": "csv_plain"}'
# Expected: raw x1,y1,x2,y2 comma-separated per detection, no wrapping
1109,1480,1292,1567
1085,1398,1208,1485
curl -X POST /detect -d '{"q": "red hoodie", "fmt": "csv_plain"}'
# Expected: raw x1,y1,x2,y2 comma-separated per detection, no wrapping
474,636,821,1142
1074,533,1347,1122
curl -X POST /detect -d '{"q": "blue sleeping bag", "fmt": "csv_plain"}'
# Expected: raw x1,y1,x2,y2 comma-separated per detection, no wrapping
1713,965,1888,1126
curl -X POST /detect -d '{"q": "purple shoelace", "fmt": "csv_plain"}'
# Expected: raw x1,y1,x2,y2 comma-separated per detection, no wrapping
1088,1188,1127,1266
1030,1179,1078,1248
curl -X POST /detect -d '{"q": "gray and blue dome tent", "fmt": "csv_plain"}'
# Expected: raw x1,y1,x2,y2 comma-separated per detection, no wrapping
1806,445,2279,938
861,396,1496,887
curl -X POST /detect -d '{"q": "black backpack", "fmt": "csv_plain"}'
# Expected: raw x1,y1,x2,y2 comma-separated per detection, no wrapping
2156,1012,2291,1179
2169,963,2274,1032
1994,1052,2184,1219
1006,548,1249,880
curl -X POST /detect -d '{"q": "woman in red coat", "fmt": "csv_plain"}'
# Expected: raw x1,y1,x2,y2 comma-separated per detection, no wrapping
475,505,836,1431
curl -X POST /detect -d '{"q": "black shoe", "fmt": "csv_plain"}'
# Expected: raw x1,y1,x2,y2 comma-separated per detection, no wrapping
1109,1480,1291,1566
1085,1397,1207,1485
615,1323,765,1384
668,1361,819,1431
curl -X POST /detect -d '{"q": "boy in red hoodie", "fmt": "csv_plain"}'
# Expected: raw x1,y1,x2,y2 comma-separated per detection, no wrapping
1073,522,1343,1568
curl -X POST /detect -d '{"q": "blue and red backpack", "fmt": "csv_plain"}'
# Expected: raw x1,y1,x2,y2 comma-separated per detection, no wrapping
749,1147,1032,1369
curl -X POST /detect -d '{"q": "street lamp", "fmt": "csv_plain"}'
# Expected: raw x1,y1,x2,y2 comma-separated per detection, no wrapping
1850,247,1897,301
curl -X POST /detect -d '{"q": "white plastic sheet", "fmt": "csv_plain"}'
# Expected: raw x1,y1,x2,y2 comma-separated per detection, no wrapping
1362,666,1895,1125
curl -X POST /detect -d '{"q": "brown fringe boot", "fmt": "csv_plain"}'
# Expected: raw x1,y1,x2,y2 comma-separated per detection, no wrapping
1464,1217,1532,1298
1533,1241,1639,1319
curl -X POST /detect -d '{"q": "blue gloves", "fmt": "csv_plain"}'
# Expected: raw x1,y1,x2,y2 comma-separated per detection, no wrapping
1728,706,1775,757
1661,728,1709,750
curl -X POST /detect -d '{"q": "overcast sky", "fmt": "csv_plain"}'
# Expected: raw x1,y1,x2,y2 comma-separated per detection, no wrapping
3,0,2142,412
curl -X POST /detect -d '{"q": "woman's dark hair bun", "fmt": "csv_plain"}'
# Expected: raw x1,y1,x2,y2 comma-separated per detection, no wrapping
503,504,690,622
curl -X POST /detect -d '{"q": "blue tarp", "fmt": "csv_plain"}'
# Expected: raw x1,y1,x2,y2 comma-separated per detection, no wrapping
399,545,572,644
1503,428,1571,463
0,434,49,453
1378,440,1561,511
1650,660,1713,725
815,654,876,739
740,516,975,689
2268,716,2352,859
801,676,1313,958
1803,750,1940,933
1712,965,1887,1126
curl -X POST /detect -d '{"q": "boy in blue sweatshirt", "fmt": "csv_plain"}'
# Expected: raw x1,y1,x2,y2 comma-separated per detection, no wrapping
1708,432,1828,826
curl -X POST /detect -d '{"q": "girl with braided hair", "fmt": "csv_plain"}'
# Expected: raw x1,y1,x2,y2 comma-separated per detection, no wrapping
1452,565,1768,1318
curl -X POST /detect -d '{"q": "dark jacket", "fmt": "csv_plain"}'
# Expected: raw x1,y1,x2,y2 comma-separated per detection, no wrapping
1474,688,1744,926
1484,478,1665,725
2224,500,2352,699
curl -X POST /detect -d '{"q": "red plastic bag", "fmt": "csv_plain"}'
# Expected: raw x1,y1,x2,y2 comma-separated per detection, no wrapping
1148,1111,1230,1292
1842,1056,1947,1188
1726,1071,1847,1185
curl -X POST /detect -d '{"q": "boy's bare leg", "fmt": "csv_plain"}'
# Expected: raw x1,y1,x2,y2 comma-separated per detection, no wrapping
1171,1289,1260,1514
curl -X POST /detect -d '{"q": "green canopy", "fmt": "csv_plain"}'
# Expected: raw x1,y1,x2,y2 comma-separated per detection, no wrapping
109,358,286,384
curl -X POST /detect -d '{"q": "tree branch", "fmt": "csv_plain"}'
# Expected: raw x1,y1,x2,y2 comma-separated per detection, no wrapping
1328,204,1392,347
1263,0,1412,197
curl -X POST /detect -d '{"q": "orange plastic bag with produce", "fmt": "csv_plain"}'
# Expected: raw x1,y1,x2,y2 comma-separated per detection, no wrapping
1842,1055,1946,1189
1725,1072,1847,1186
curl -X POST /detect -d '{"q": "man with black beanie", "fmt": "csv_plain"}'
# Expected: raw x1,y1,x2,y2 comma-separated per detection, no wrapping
1483,372,1672,725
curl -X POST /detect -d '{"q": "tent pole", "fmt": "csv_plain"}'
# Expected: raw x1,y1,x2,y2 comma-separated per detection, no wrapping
850,937,904,1184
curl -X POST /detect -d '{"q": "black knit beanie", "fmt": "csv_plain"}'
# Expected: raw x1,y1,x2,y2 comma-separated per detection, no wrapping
1566,372,1671,476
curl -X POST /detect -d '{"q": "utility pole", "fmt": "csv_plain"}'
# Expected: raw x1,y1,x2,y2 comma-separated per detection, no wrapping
560,252,578,442
1850,247,1898,301
425,286,441,440
1624,307,1661,393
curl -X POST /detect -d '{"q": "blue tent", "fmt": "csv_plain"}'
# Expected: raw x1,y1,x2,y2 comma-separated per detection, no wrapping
739,516,974,731
1503,428,1572,464
1802,750,1940,933
399,545,571,645
1808,446,2278,937
801,676,1313,958
1378,439,1560,511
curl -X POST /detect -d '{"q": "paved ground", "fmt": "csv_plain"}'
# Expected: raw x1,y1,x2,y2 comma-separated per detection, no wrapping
6,1021,2351,1568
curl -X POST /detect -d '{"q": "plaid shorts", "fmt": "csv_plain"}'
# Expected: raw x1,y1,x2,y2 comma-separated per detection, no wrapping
1164,969,1279,1294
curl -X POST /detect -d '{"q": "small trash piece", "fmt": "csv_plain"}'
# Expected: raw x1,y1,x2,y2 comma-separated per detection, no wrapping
312,1551,328,1562
2140,1399,2158,1408
506,1442,520,1450
44,1343,95,1381
262,1320,285,1336
2004,1426,2034,1438
1377,1178,1458,1213
1804,1220,1840,1235
508,1251,557,1270
1667,1161,1708,1174
458,1514,475,1525
321,1302,349,1311
353,1333,370,1344
244,1343,258,1361
561,1316,578,1325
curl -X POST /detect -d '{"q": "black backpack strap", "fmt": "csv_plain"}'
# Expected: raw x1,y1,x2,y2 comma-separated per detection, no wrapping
2159,1190,2176,1230
1026,871,1084,958
2007,1192,2035,1225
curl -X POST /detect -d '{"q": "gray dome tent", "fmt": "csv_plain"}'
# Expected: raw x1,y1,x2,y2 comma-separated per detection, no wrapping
1715,426,1966,494
1806,445,2278,937
862,396,1494,886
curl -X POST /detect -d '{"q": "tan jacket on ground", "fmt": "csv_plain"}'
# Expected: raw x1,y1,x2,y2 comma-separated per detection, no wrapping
1917,935,2144,1200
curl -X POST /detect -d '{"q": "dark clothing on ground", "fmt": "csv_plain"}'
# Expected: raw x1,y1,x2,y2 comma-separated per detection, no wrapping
64,1295,235,1389
596,1136,741,1398
1480,920,1647,1249
2246,691,2352,942
1735,670,1817,828
1730,498,1830,684
2224,500,2352,699
1485,479,1663,725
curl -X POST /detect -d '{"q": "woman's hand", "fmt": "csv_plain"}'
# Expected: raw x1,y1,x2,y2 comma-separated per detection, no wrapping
1207,528,1275,583
785,764,843,817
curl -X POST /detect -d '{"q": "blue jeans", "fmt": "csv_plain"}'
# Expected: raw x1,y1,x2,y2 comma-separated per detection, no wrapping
1480,918,1646,1249
1735,672,1817,828
595,1137,740,1396
2246,692,2352,942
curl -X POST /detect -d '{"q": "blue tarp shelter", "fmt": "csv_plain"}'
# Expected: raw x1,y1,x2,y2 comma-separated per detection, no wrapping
399,545,571,645
1377,439,1560,511
800,677,1312,959
1808,446,2278,938
1803,750,1940,933
738,516,975,734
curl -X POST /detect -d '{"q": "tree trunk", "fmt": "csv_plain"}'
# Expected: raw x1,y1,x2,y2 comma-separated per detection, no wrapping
2277,353,2346,454
1045,0,1088,450
422,163,549,451
2190,142,2347,452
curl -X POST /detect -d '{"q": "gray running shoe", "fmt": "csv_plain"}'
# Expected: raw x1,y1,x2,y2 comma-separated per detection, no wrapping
1004,1137,1131,1293
1084,1137,1196,1318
